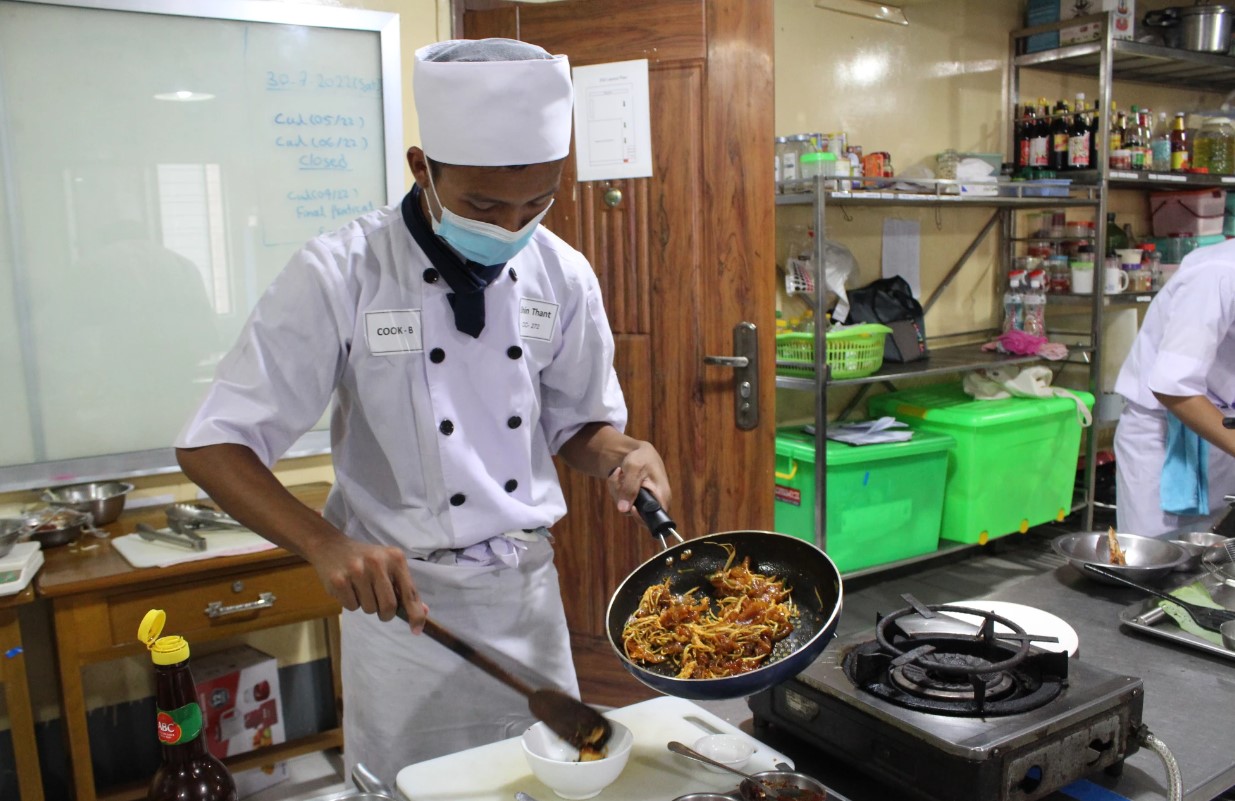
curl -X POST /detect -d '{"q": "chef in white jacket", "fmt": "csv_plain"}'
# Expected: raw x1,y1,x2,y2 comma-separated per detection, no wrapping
175,39,671,783
1114,237,1235,537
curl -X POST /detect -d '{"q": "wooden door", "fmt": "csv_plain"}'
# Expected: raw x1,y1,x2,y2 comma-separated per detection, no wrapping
463,0,776,654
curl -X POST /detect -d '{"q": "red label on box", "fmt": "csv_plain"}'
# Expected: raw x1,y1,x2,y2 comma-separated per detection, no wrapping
775,485,801,506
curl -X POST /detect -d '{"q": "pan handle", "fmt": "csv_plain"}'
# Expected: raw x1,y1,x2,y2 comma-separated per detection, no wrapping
634,487,678,539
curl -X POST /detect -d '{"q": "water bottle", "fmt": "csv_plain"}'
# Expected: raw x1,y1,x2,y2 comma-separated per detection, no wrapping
1023,270,1047,337
1003,269,1026,334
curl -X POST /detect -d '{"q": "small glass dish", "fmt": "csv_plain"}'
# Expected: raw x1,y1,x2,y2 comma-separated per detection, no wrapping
692,734,755,774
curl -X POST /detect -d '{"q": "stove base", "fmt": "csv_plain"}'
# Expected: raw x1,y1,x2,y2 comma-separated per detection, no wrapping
749,679,1143,801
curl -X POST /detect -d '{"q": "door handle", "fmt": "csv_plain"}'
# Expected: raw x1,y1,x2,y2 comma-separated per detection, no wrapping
703,322,758,431
703,355,749,368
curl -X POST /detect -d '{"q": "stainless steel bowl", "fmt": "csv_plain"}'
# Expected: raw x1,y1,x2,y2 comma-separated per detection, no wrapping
1170,531,1232,571
1052,532,1189,585
23,508,92,548
42,481,133,526
739,771,828,801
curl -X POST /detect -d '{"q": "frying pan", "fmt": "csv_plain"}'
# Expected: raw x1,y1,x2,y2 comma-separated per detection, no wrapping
605,490,843,700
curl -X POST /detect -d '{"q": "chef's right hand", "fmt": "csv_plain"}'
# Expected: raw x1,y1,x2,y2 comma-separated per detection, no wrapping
309,535,428,634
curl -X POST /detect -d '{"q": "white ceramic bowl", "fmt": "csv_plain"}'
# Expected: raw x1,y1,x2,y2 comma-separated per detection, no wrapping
521,719,633,800
691,734,755,774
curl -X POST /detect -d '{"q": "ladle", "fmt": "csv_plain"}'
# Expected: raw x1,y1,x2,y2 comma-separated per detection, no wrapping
395,606,611,752
668,741,804,799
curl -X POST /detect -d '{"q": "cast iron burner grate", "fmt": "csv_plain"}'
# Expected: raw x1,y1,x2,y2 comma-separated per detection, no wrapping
843,595,1071,716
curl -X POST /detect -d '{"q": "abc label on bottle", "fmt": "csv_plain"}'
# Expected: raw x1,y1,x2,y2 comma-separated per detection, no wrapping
157,702,204,745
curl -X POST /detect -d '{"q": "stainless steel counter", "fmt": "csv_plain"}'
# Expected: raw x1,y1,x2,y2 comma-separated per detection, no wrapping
702,563,1235,801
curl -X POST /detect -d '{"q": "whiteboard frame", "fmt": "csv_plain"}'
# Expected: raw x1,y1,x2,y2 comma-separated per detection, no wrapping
0,0,403,492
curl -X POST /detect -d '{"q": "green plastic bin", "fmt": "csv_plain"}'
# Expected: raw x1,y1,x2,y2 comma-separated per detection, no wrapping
868,383,1094,545
774,426,954,573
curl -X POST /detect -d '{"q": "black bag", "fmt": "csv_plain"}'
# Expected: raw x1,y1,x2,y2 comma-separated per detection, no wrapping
843,276,928,363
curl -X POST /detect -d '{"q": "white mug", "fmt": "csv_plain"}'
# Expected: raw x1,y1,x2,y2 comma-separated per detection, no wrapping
1071,265,1095,294
1104,266,1130,294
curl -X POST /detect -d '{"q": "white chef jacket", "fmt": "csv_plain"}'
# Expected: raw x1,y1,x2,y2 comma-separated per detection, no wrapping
1114,238,1235,536
1114,238,1235,411
176,200,628,554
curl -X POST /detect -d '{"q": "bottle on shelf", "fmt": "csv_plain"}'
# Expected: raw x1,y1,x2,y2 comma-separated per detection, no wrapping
139,609,238,801
1135,108,1153,171
1002,269,1026,334
1171,112,1191,173
1109,103,1123,153
1015,104,1033,171
1023,270,1047,337
1030,97,1051,168
1151,111,1172,172
1051,100,1071,172
1088,100,1101,170
1198,117,1233,176
1068,96,1092,170
1125,105,1145,170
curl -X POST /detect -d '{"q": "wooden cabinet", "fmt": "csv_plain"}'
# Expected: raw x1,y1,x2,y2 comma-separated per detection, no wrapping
37,484,342,801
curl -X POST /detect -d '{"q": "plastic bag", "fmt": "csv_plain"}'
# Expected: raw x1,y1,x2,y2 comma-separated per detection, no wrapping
842,275,928,363
962,366,1092,427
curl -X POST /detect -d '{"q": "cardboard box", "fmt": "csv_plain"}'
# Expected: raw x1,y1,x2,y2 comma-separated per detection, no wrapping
1025,0,1135,52
194,646,288,798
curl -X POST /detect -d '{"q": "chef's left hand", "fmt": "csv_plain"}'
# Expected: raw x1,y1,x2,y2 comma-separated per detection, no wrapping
607,440,672,515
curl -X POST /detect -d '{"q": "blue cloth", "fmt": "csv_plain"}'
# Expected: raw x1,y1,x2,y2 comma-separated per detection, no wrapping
1160,412,1209,516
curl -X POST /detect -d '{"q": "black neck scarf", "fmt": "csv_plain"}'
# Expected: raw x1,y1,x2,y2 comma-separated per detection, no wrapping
401,184,506,338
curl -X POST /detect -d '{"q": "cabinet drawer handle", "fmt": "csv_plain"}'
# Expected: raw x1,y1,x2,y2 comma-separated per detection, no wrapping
205,592,277,619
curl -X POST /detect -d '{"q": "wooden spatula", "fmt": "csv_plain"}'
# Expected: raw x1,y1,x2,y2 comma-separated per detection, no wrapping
395,606,612,752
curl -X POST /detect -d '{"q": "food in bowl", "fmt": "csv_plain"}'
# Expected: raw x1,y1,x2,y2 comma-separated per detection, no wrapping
521,719,632,800
739,770,828,801
42,481,133,526
622,544,797,679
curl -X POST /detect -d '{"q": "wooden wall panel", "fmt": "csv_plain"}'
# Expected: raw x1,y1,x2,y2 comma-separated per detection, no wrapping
515,0,705,66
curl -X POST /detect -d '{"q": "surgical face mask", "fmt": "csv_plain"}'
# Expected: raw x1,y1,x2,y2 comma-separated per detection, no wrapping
425,168,552,266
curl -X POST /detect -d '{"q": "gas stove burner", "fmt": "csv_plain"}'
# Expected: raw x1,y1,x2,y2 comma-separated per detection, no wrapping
844,597,1071,715
889,653,1016,702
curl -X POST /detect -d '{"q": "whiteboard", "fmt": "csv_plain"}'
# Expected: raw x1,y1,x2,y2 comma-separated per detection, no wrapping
0,0,402,491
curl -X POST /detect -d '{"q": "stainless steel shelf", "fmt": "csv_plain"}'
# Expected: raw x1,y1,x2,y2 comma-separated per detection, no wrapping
840,540,978,581
1106,170,1235,190
774,343,1043,390
776,190,1099,209
1012,29,1235,93
1046,291,1158,307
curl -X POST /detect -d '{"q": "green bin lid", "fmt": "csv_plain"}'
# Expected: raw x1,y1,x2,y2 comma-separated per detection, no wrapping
868,383,1094,428
775,426,954,466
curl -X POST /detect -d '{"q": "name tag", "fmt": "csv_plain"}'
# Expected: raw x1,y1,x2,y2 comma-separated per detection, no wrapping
519,297,558,342
365,309,423,355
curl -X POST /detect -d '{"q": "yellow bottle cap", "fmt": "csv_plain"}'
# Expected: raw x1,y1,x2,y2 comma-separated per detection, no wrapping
138,609,190,665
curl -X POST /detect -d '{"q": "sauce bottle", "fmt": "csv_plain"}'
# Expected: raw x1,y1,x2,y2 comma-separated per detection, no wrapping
139,609,238,801
1170,112,1190,173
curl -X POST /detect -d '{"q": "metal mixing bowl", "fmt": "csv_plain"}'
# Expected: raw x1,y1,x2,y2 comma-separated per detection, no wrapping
23,508,91,548
1170,531,1232,571
41,481,133,526
739,770,828,801
1052,532,1189,585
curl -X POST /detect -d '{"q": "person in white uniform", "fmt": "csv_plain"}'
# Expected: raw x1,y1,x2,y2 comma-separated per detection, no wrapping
1114,237,1235,537
174,38,671,784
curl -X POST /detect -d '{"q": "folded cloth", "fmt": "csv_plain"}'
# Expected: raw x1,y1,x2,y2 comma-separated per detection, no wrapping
980,330,1068,360
1161,412,1209,516
962,365,1093,427
425,528,549,569
824,416,913,446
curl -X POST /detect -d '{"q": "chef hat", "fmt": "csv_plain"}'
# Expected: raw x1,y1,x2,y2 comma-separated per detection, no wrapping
414,38,573,167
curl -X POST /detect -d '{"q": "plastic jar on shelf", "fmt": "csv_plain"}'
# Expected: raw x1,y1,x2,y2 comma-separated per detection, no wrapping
774,136,787,191
781,134,813,192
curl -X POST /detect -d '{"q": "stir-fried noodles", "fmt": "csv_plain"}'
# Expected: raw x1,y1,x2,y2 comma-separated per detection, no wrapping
621,544,797,679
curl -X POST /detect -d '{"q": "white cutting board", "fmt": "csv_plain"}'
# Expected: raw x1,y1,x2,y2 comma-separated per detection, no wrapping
396,696,792,801
111,528,276,568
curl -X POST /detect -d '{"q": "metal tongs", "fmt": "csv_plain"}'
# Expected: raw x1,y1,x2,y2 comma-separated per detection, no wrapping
136,523,206,552
165,503,246,534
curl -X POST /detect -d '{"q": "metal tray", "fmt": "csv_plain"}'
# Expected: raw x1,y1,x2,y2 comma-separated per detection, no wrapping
1118,598,1235,662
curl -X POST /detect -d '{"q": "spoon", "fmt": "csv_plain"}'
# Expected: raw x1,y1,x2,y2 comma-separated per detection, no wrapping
396,605,611,752
668,741,805,800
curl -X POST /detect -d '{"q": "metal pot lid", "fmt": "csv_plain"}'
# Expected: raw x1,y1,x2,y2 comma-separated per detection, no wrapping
1179,4,1231,16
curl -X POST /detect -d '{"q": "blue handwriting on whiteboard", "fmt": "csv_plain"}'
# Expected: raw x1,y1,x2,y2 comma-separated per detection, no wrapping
276,135,368,150
265,72,379,94
298,153,350,171
274,113,363,127
286,188,357,202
